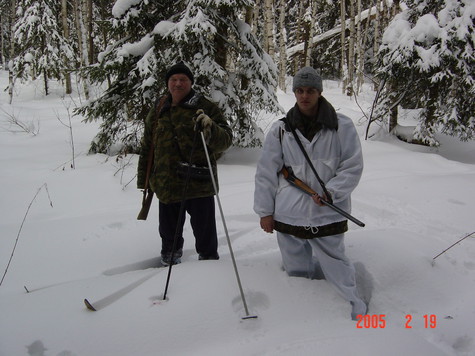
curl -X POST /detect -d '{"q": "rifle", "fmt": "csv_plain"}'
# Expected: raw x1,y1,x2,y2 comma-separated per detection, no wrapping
137,134,155,220
280,166,365,227
137,97,167,220
138,190,154,220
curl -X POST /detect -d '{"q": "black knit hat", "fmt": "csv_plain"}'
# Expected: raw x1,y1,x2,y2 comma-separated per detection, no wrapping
165,62,194,84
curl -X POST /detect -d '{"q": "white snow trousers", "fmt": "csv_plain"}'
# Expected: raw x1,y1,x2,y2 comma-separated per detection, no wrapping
276,232,367,318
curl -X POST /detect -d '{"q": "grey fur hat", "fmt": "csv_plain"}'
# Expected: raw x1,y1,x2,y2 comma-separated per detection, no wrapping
292,67,323,92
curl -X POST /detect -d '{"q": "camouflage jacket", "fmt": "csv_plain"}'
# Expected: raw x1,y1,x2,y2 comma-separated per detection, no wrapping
137,90,233,204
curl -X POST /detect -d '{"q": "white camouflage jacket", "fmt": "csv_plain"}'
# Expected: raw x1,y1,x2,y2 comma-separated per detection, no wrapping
253,113,363,229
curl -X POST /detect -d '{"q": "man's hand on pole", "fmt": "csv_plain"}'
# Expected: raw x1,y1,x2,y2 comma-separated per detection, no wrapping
194,109,213,143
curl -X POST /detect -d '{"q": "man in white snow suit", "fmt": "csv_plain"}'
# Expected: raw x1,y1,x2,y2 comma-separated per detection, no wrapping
253,66,367,320
137,62,232,266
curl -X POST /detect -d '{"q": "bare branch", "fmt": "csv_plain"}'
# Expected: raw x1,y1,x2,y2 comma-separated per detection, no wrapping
0,107,40,136
1,183,53,287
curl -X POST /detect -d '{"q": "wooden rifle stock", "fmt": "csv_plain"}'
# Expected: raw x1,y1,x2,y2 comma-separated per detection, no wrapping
137,188,154,220
137,97,167,220
137,137,155,220
280,166,365,227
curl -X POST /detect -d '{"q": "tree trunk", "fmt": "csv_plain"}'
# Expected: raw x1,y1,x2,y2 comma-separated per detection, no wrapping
295,0,306,71
73,0,83,62
0,13,5,67
243,7,253,91
340,0,347,93
389,104,398,133
388,81,398,133
43,67,49,96
98,0,112,87
86,0,94,65
264,0,274,58
73,0,90,99
8,0,16,104
245,5,253,29
251,0,260,37
391,0,400,18
277,0,287,91
304,0,317,67
372,0,381,91
302,20,310,69
381,0,389,32
422,85,438,137
347,0,356,96
215,21,227,70
61,0,72,94
356,0,364,93
360,0,373,91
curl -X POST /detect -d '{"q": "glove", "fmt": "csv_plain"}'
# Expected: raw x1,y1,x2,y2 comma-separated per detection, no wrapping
193,109,213,143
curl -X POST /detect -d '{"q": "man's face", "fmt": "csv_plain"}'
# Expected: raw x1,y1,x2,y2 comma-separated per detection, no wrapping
294,86,321,114
168,73,192,103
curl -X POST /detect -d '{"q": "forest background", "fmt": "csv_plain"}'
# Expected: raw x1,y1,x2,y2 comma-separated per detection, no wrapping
0,0,473,153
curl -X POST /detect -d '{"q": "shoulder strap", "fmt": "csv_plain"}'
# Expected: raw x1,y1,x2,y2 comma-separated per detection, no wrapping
155,95,168,118
143,96,168,190
282,117,333,203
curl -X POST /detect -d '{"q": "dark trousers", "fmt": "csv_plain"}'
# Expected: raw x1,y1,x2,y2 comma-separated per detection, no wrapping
159,196,218,258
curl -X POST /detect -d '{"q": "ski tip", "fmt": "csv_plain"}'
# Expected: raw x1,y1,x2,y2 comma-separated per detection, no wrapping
84,299,97,311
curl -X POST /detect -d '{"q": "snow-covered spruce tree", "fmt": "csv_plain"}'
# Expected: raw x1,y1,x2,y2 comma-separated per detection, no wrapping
0,2,12,69
78,0,282,154
11,0,76,96
374,0,475,146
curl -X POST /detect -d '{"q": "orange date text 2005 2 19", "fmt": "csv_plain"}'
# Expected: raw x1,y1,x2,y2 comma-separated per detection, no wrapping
355,314,438,329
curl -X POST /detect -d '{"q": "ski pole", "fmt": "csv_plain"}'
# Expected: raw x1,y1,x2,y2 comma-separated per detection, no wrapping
199,130,257,320
162,129,200,300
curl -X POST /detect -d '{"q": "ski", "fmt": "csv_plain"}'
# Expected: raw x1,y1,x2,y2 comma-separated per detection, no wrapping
84,269,161,311
84,298,97,311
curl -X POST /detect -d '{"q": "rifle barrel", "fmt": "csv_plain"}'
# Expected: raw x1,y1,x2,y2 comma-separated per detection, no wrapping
321,200,365,227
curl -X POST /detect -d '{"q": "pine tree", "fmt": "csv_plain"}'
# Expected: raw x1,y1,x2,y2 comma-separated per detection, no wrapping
78,0,282,154
11,0,76,96
374,0,475,146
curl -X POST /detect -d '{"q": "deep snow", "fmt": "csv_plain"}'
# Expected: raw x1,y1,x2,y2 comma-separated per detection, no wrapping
1,71,474,356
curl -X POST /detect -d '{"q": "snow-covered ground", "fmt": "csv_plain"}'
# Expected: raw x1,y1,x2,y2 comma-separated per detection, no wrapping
1,71,474,356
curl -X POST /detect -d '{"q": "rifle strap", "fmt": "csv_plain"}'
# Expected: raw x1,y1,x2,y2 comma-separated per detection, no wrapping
143,96,168,192
281,118,333,204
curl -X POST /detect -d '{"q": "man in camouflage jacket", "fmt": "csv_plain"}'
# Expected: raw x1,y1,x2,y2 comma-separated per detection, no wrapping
137,62,232,265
